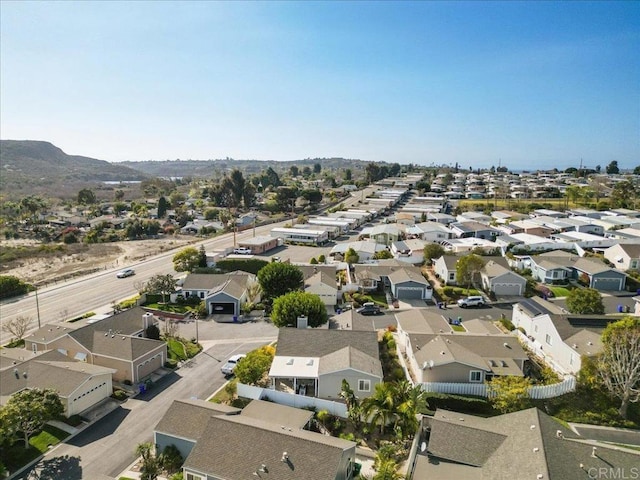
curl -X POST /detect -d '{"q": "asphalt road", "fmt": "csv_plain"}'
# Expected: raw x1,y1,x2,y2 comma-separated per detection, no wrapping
17,328,276,480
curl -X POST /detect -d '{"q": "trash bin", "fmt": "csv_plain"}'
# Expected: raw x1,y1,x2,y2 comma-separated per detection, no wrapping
233,315,238,323
139,384,146,394
618,305,624,313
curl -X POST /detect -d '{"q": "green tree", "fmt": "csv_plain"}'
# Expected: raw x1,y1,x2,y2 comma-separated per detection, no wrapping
145,324,161,340
344,168,352,181
301,189,323,204
634,166,640,175
289,165,299,177
172,247,201,272
362,382,396,434
610,180,638,209
566,287,604,314
423,243,445,265
271,291,329,328
114,189,125,201
456,254,485,291
230,169,246,208
0,388,64,448
0,275,30,299
597,316,640,419
373,250,394,260
313,162,322,174
486,376,532,413
242,182,256,209
136,442,161,480
257,262,304,301
160,444,184,474
234,345,275,386
606,160,620,174
157,196,168,218
344,247,359,264
145,274,177,304
77,188,96,205
340,380,363,429
198,245,207,268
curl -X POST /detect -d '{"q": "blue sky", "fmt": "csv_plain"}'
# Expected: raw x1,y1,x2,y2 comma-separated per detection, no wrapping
1,1,638,170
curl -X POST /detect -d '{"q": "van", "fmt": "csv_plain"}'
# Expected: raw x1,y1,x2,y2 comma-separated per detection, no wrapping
457,296,485,308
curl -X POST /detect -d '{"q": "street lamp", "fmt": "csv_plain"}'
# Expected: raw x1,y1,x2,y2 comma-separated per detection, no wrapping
34,286,41,329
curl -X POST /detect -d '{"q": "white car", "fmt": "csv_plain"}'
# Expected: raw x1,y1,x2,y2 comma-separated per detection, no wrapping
116,268,135,278
233,248,252,255
221,354,246,376
457,296,485,308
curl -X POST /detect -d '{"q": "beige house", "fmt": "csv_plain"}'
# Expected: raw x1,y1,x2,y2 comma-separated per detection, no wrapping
604,243,640,271
305,271,339,306
0,350,114,417
24,309,166,384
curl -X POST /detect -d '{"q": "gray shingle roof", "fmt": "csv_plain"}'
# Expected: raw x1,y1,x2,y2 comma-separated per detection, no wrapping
69,330,165,361
318,346,383,379
183,414,355,480
240,399,313,430
154,399,240,441
182,272,254,291
388,267,430,286
275,328,379,359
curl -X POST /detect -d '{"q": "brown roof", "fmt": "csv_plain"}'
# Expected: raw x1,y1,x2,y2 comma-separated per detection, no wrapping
154,398,240,441
240,399,313,430
69,330,165,361
275,328,379,360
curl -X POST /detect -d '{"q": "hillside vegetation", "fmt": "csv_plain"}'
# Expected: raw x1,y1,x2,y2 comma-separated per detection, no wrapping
0,140,146,198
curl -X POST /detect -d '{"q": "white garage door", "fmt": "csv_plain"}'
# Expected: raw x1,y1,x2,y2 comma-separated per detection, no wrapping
493,283,522,296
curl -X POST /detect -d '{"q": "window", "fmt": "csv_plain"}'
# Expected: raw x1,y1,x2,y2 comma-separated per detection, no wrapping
199,292,205,299
469,371,482,382
32,344,37,353
449,273,455,281
186,473,205,480
545,334,553,346
358,379,371,392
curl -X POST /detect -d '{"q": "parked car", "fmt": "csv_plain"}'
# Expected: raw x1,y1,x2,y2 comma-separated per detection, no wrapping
233,248,252,255
116,268,135,278
221,354,246,376
356,302,382,316
457,296,486,308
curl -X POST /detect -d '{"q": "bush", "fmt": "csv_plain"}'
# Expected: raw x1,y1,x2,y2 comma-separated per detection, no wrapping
112,390,128,401
0,275,31,299
500,317,515,331
165,359,178,369
423,392,495,416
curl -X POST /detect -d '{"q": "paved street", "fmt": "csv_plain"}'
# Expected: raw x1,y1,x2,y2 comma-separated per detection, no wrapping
17,319,277,480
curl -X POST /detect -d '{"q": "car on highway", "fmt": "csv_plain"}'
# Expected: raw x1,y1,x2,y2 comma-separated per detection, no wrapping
221,354,246,376
457,296,486,308
116,268,135,278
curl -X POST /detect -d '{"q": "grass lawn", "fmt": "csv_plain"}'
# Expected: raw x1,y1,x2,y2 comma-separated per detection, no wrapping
210,378,237,404
548,286,573,298
1,424,70,473
145,303,190,314
166,337,202,362
451,325,466,332
369,293,389,308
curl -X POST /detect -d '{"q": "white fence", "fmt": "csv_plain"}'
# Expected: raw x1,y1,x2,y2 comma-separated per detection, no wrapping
237,383,348,418
420,375,576,400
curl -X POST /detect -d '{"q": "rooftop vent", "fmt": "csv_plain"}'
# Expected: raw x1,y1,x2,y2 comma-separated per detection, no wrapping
530,425,536,430
591,446,598,458
281,452,289,462
556,430,563,439
286,358,294,365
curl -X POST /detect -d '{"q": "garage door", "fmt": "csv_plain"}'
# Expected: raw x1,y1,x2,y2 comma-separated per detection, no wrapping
493,283,522,296
396,287,424,299
210,302,235,314
137,354,163,381
592,277,623,291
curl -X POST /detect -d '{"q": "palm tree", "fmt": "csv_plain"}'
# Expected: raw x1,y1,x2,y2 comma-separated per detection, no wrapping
135,442,161,480
362,383,397,435
394,380,427,438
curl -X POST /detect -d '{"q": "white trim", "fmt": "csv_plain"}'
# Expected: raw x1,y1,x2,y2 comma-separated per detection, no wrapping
357,379,371,392
469,370,483,383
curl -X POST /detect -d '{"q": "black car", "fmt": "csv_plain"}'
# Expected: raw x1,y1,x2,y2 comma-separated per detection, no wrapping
356,305,382,316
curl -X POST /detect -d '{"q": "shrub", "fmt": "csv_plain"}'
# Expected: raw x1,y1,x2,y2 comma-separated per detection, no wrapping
112,390,128,401
500,317,515,331
423,392,495,416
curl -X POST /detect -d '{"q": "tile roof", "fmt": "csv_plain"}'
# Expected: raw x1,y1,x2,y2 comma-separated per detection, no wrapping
183,414,355,480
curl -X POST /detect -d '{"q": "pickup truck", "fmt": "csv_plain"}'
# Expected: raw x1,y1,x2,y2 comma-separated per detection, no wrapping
221,354,246,376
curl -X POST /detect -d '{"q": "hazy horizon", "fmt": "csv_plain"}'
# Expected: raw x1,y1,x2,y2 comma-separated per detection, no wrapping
1,2,638,170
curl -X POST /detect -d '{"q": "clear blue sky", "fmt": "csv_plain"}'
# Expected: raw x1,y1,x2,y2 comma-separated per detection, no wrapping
1,1,638,170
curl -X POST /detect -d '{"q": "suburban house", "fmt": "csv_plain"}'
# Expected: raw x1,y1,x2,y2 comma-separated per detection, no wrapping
604,243,640,271
433,255,459,285
498,219,555,238
237,235,279,254
268,328,382,399
512,297,614,375
387,267,433,300
571,257,627,291
449,220,501,240
526,251,575,284
155,398,357,480
0,349,114,417
359,224,403,246
403,333,527,384
305,271,340,306
235,211,258,230
181,272,258,316
404,221,452,242
330,241,388,262
480,260,527,296
23,311,166,384
408,408,640,480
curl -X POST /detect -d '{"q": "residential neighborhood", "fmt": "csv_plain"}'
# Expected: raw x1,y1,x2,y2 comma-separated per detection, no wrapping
2,166,640,480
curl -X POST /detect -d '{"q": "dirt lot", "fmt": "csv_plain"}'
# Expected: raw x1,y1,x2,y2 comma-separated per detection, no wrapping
0,236,197,286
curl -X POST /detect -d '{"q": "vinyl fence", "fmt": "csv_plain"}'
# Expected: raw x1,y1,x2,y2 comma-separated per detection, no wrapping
237,383,348,418
420,375,576,400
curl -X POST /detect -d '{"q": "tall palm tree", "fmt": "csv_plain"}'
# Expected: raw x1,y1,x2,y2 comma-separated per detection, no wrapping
362,383,397,434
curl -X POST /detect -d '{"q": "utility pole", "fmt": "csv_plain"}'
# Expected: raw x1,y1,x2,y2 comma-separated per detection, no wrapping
34,286,42,329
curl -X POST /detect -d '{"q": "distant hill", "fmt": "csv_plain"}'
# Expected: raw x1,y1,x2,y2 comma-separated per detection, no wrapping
120,157,372,178
0,140,147,198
